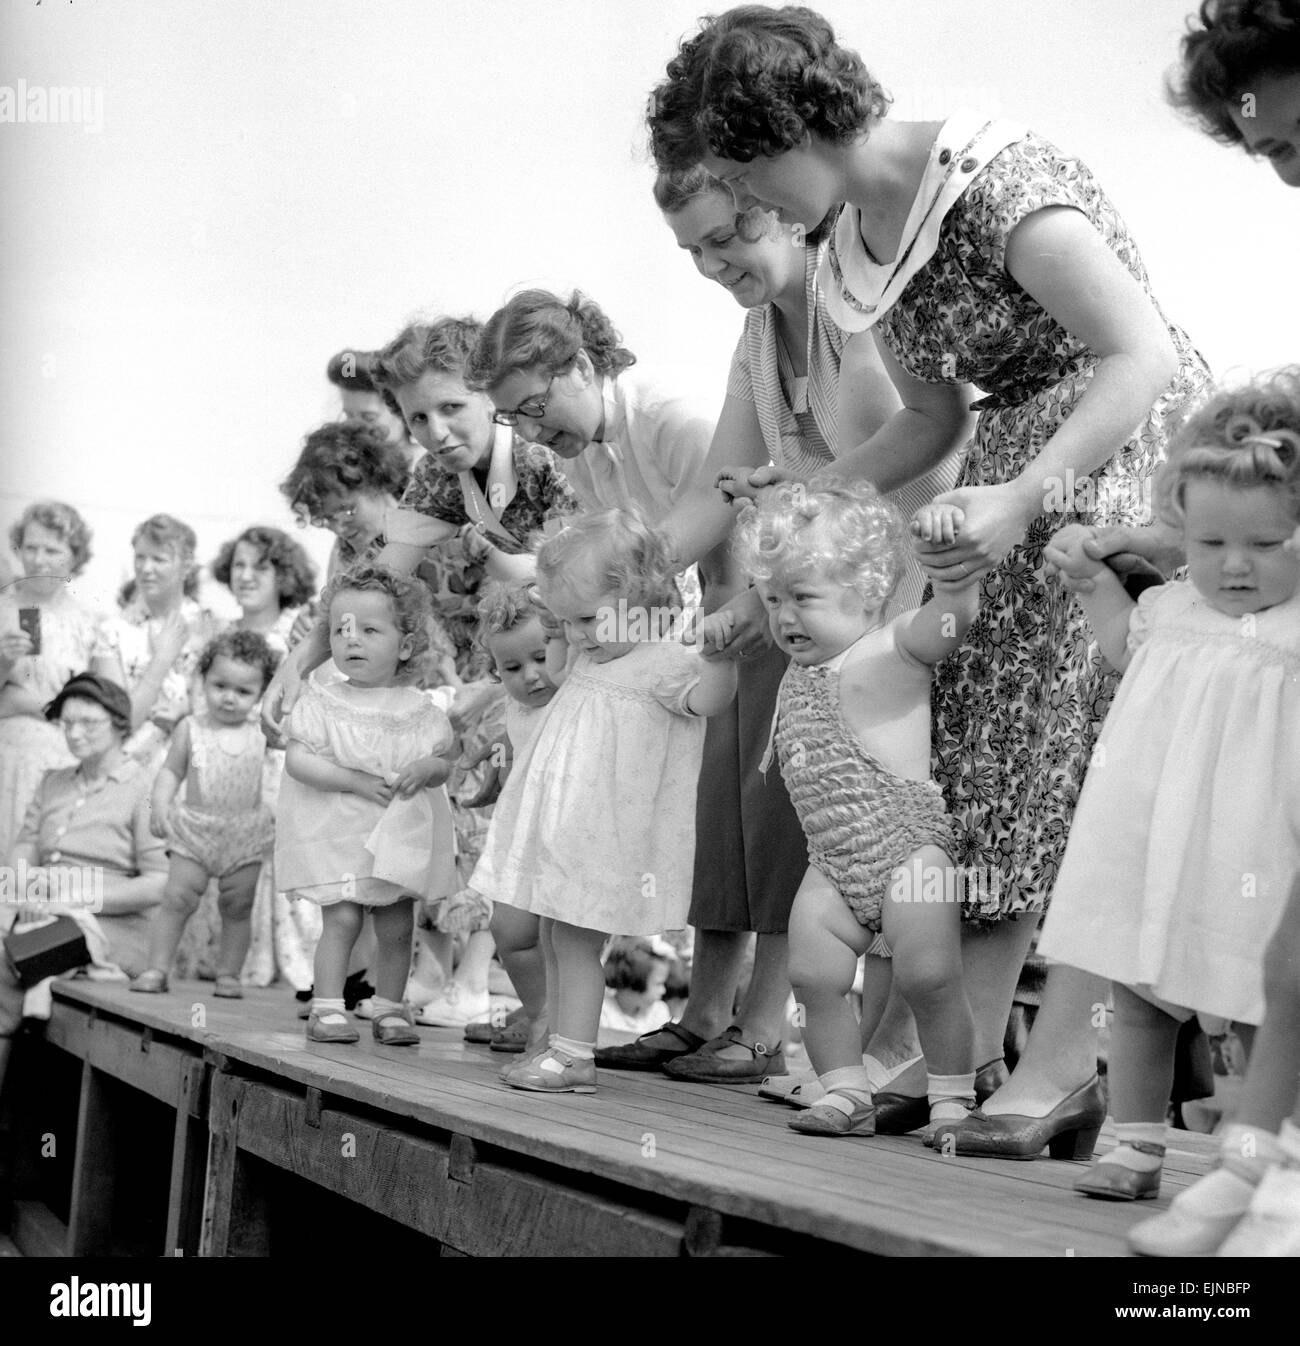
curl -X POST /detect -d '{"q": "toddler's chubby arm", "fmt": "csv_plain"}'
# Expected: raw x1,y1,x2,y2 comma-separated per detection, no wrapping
896,574,981,667
1044,523,1135,672
148,717,191,839
684,653,738,717
285,740,394,806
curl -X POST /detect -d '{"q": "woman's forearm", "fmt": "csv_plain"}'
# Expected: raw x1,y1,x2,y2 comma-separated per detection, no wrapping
660,490,738,574
128,656,175,729
287,619,330,677
1006,350,1178,520
833,405,973,494
0,683,44,720
94,871,166,916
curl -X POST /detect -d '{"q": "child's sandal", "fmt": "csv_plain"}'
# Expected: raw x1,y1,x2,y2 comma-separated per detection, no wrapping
130,969,169,994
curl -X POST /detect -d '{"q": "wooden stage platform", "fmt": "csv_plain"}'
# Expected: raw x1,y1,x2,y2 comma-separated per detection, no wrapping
2,979,1219,1258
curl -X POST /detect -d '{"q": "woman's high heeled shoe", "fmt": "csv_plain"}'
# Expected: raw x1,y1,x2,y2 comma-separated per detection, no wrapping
1074,1142,1164,1201
927,1076,1106,1159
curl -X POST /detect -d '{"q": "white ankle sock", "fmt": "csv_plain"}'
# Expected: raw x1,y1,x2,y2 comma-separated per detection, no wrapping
549,1034,595,1062
370,996,404,1021
818,1066,872,1117
927,1071,976,1123
1102,1121,1167,1172
311,997,348,1024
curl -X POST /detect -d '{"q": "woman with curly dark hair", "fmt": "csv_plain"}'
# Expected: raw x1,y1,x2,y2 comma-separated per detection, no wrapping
1169,0,1300,181
649,5,1212,1145
213,525,317,644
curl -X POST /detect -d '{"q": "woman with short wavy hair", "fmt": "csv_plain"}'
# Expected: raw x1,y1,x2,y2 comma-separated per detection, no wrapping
649,4,1213,1142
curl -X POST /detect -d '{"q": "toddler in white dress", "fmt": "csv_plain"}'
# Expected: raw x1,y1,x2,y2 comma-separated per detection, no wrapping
1040,371,1300,1205
473,508,736,1093
276,565,458,1046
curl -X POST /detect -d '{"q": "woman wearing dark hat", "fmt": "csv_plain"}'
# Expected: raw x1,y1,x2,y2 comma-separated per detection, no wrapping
0,672,167,1098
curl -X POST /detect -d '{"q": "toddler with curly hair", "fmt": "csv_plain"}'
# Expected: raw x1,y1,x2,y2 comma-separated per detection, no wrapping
274,565,459,1046
1038,367,1300,1217
725,476,981,1139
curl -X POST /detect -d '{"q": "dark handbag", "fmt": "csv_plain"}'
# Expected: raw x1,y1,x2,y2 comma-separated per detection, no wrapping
4,916,91,989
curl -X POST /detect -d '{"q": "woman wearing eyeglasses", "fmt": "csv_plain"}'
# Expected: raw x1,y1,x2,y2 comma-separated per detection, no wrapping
465,291,720,540
0,672,167,1100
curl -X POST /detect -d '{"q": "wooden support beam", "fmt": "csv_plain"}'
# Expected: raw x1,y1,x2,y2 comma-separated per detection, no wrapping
164,1058,209,1257
199,1070,270,1256
66,1062,116,1256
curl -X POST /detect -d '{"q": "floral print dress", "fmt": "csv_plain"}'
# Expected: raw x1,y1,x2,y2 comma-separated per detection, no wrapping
866,133,1212,921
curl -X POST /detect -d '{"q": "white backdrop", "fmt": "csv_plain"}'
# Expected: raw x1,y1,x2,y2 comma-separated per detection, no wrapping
1,0,1294,610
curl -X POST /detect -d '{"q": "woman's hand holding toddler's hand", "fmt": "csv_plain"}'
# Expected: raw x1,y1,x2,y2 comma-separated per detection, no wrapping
693,611,736,660
1044,523,1109,588
715,463,793,503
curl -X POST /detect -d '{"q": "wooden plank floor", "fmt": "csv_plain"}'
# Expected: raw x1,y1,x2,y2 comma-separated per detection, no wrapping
48,979,1219,1257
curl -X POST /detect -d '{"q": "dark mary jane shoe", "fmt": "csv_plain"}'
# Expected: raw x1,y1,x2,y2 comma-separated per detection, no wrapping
927,1076,1107,1160
875,1056,1010,1136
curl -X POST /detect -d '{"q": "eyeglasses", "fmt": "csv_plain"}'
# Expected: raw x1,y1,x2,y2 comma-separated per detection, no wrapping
492,375,557,427
59,715,112,733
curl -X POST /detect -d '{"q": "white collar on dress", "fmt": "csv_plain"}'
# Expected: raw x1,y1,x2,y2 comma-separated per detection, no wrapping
820,109,1028,333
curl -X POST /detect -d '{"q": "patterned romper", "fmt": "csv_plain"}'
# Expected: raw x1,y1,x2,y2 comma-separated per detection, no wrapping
168,716,274,877
769,657,955,939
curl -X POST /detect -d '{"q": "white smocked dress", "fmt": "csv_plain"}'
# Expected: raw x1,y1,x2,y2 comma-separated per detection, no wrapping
276,677,458,907
1038,582,1300,1024
471,641,705,935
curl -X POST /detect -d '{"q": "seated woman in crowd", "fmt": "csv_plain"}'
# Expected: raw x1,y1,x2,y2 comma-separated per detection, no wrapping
0,673,167,1101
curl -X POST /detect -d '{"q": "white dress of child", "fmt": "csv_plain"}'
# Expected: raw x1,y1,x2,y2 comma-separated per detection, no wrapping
1038,582,1300,1024
472,641,705,935
276,677,458,907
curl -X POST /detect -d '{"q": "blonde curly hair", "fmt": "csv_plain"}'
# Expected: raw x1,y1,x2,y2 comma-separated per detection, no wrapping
1156,365,1300,528
535,507,678,612
732,474,907,609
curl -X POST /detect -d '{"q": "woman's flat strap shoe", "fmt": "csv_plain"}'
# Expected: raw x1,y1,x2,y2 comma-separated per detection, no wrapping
592,1021,706,1071
927,1076,1106,1160
1075,1144,1165,1201
788,1100,877,1137
213,975,243,999
662,1025,786,1082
